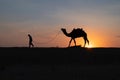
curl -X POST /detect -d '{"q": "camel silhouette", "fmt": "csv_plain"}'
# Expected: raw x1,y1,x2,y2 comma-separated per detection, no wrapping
61,28,89,47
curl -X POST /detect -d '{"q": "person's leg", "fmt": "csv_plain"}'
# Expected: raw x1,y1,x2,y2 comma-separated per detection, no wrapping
31,43,34,47
29,42,31,48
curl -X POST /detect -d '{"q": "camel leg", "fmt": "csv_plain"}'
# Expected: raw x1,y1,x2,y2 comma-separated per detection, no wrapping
87,39,89,45
84,36,89,47
73,39,76,46
84,40,86,47
83,37,87,47
68,38,72,47
85,36,89,45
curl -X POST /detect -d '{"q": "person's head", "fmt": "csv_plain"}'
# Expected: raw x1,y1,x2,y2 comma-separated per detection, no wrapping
28,34,30,36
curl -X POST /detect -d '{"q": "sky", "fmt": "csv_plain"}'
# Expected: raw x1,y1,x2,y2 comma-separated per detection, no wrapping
0,0,120,47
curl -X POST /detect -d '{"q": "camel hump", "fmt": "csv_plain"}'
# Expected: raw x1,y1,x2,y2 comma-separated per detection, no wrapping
73,28,83,33
76,28,82,31
74,28,87,36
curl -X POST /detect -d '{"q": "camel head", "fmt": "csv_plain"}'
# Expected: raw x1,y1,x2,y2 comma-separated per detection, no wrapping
61,28,70,37
61,28,66,31
61,28,67,34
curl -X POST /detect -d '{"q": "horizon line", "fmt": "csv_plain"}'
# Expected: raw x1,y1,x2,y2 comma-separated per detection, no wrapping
0,46,120,49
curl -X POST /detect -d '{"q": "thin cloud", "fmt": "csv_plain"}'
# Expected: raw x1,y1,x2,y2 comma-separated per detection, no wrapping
117,36,120,38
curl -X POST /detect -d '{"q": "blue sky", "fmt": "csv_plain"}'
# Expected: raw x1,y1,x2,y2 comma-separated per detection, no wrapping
0,0,120,47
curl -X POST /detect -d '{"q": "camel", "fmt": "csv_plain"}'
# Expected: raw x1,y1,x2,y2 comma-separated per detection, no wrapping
61,28,89,47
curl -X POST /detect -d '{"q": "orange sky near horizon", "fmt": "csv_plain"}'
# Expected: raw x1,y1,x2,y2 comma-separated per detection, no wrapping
0,19,119,48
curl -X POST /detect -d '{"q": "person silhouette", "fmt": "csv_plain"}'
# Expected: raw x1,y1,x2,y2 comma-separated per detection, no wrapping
28,34,34,48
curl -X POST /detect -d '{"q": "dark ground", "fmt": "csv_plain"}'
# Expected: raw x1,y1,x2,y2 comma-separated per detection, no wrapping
0,47,120,80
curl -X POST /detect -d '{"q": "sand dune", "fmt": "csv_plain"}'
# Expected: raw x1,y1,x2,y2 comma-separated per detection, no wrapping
0,47,120,80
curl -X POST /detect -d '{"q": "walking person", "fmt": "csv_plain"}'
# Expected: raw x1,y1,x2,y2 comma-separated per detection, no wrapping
28,34,34,48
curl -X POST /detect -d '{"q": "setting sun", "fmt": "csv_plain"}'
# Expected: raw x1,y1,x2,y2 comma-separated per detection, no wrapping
86,43,93,48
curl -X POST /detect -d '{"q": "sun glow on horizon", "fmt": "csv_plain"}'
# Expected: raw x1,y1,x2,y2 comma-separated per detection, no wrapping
86,43,94,48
